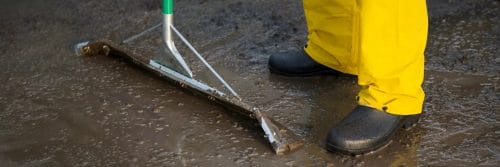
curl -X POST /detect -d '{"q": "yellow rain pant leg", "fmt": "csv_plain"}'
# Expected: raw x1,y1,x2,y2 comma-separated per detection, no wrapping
303,0,359,75
303,0,428,115
356,0,428,115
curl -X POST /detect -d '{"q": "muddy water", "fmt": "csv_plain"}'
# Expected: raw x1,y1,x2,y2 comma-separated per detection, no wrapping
0,0,498,166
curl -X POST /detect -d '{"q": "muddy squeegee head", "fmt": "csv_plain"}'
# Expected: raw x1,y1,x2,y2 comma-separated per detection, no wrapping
74,0,303,155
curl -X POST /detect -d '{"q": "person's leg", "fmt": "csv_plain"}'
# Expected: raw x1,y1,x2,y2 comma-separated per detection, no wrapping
326,0,428,154
268,0,428,154
268,0,355,76
303,0,358,75
356,0,428,115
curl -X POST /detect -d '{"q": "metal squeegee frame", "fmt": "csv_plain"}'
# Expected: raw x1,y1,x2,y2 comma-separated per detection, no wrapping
167,24,241,99
121,18,241,98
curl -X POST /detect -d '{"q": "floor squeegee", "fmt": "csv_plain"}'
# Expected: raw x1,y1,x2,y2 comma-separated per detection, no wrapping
75,0,303,155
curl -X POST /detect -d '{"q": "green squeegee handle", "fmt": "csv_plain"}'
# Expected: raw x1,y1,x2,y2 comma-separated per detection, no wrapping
163,0,173,14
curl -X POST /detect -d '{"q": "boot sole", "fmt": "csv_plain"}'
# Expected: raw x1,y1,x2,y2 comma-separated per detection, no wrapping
269,66,340,77
326,114,421,155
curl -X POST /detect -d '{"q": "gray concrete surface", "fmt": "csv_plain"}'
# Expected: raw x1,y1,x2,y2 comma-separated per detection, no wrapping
0,0,498,166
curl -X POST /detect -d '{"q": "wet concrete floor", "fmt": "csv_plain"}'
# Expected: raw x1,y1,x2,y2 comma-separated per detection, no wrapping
0,0,498,166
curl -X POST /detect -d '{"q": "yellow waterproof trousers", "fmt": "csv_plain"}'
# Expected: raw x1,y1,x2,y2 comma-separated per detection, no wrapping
303,0,428,115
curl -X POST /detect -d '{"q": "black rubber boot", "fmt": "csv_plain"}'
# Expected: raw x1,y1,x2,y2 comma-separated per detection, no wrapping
326,105,420,155
268,50,340,76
